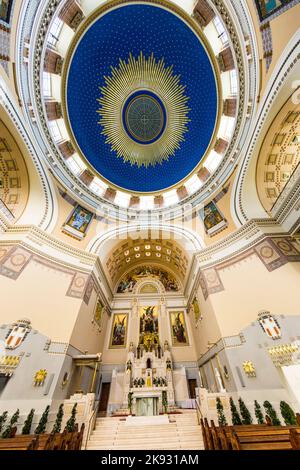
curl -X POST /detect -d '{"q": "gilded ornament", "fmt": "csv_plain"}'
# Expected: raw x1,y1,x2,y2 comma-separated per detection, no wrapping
97,51,190,168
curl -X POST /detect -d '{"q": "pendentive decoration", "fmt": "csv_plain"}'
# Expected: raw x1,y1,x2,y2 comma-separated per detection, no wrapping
97,51,190,168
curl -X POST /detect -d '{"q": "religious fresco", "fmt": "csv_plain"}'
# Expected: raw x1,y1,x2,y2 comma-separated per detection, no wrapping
116,266,179,293
169,311,189,346
0,0,13,24
199,200,227,236
192,297,201,323
62,204,94,239
139,306,159,350
109,313,128,348
255,0,296,21
94,300,103,328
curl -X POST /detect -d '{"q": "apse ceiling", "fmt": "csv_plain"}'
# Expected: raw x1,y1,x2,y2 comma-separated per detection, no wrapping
63,1,219,193
105,237,189,285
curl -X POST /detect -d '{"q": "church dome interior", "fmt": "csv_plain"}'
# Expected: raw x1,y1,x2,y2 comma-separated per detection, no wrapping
0,0,300,454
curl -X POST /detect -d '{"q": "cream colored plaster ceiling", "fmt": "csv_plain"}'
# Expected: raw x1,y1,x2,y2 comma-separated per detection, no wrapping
256,98,300,213
106,237,189,284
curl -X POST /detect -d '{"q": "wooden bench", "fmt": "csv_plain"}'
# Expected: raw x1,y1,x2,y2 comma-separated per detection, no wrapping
0,424,84,451
0,435,39,450
201,418,300,451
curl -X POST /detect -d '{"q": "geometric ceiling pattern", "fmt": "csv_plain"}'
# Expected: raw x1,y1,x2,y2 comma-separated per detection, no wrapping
105,237,189,284
0,119,29,221
256,99,300,212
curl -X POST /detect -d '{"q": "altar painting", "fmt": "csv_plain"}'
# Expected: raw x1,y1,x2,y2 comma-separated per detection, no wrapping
139,306,159,349
110,313,128,348
170,311,189,346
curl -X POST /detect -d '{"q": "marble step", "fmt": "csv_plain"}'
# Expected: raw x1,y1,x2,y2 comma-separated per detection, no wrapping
89,432,203,442
87,444,204,450
92,426,201,436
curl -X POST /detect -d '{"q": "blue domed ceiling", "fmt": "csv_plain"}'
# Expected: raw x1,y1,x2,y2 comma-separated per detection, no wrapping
63,1,219,193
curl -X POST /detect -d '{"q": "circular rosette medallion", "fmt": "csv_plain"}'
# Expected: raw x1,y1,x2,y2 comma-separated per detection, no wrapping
97,52,189,168
123,91,166,144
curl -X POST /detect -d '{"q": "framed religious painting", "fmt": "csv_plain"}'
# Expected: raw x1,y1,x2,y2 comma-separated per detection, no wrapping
109,313,128,349
139,306,159,349
93,299,103,329
62,204,94,240
169,311,189,346
0,0,13,25
255,0,295,22
199,200,227,237
192,297,201,323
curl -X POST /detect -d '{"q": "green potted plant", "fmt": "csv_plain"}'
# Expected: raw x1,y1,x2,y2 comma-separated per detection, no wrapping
254,400,264,424
263,401,281,426
52,404,64,434
128,392,133,415
22,409,35,435
238,398,253,425
2,409,20,438
65,403,77,433
162,391,168,414
216,397,227,426
35,405,50,434
280,401,297,425
229,397,242,425
0,411,8,433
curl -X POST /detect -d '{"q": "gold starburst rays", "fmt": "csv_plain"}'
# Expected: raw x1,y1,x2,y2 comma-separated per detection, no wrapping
97,52,190,168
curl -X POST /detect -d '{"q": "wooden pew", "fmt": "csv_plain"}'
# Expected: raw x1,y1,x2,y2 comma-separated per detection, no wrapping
230,429,292,451
290,428,300,450
202,419,300,451
0,435,39,450
0,427,82,451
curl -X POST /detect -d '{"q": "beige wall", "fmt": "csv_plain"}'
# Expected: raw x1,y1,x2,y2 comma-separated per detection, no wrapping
246,1,300,99
190,290,223,358
0,259,82,343
198,257,300,355
70,289,110,354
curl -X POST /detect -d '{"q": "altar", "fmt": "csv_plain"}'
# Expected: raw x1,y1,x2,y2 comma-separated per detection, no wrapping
131,387,167,416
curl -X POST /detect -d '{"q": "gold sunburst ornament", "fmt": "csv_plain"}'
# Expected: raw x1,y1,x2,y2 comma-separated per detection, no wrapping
97,52,190,168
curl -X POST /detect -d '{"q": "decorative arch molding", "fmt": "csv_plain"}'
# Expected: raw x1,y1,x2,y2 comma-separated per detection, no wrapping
133,278,166,296
0,72,58,232
232,28,300,227
87,223,204,255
